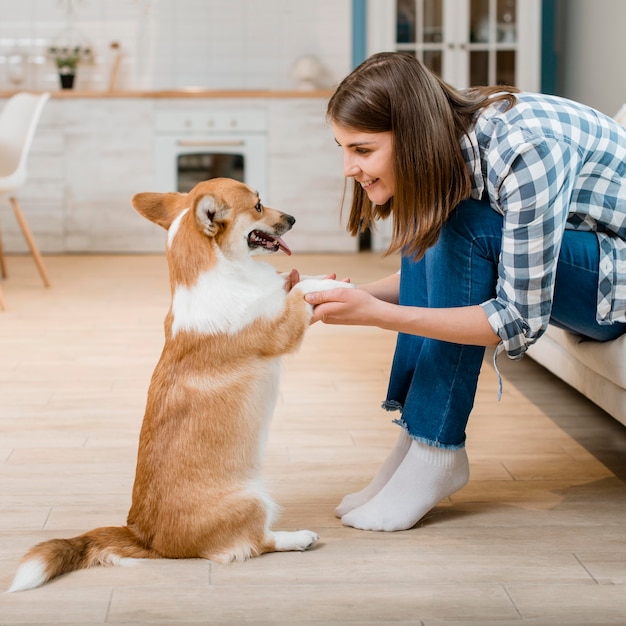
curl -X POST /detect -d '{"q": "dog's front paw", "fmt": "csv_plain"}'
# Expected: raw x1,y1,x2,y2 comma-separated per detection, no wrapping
298,274,329,281
272,529,320,552
298,530,320,551
296,278,354,295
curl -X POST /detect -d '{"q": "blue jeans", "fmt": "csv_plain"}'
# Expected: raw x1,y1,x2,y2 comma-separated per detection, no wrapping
384,198,626,449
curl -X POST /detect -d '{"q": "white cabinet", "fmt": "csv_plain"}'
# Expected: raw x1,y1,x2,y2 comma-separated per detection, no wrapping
367,0,541,92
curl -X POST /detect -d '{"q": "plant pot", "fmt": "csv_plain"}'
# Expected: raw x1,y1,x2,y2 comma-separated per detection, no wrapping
59,73,75,89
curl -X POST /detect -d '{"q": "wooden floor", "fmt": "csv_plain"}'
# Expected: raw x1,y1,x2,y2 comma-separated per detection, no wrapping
0,253,625,625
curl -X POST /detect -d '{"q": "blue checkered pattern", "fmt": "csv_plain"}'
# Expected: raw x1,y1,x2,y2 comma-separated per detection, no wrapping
459,93,626,358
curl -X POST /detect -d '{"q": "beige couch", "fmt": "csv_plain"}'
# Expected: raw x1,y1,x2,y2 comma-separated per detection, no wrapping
527,328,626,427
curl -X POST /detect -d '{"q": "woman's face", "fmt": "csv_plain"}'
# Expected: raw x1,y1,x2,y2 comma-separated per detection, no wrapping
332,122,395,205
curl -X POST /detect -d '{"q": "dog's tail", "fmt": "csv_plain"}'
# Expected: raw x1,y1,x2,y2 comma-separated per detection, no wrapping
8,526,158,592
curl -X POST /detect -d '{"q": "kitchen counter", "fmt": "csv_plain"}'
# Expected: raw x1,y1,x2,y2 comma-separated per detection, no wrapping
0,91,355,255
0,89,335,99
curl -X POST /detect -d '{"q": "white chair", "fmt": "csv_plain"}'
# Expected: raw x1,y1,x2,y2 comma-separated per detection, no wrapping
0,92,51,310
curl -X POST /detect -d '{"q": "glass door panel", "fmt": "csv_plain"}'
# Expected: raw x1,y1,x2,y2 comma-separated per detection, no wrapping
496,50,515,86
497,0,517,42
423,0,443,43
396,0,445,69
397,0,416,43
423,49,443,76
470,0,490,43
470,50,489,86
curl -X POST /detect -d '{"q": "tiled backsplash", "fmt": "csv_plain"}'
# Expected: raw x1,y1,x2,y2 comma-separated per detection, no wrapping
0,0,351,91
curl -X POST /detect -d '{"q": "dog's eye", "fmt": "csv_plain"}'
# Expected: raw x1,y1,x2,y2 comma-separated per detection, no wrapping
255,201,262,213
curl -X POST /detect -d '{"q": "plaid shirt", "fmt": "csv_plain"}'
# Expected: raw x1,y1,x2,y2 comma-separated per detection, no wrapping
460,92,626,359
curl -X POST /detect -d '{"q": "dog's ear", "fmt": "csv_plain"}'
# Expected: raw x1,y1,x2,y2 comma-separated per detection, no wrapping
195,194,229,237
132,192,187,230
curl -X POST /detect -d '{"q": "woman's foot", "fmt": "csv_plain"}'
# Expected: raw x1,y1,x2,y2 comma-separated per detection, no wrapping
341,439,469,531
335,430,412,518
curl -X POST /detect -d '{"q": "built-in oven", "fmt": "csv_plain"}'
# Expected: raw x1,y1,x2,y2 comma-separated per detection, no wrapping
154,108,268,198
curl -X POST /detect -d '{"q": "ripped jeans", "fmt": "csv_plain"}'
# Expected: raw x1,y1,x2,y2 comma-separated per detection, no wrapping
383,198,626,449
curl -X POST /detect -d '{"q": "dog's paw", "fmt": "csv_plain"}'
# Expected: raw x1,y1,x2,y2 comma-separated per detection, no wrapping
295,278,354,295
298,274,330,281
297,530,320,551
271,529,320,552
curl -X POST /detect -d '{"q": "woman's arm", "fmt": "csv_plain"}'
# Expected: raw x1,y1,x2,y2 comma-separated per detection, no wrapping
358,273,400,304
305,287,501,347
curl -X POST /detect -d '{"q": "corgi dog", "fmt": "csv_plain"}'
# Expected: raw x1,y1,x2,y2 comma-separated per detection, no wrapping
9,177,352,592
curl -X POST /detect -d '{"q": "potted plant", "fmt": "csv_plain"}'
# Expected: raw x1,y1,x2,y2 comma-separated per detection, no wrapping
48,44,91,89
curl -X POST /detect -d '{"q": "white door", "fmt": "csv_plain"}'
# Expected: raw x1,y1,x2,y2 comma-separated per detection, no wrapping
367,0,541,91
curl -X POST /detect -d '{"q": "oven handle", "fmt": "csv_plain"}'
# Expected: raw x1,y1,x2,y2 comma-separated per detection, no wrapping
176,139,245,147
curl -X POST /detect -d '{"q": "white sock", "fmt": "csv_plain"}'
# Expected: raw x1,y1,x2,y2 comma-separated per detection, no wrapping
335,430,412,518
341,439,469,532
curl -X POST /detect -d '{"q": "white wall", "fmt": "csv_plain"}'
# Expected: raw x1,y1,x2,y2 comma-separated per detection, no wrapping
558,0,626,116
0,0,352,92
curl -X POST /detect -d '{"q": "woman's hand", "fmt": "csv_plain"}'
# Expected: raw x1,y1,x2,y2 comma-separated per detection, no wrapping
305,287,387,326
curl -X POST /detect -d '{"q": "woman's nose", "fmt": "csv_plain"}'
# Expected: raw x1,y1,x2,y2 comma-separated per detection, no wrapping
343,154,360,178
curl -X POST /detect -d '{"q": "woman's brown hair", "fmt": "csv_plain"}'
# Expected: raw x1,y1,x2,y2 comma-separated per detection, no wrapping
327,51,518,259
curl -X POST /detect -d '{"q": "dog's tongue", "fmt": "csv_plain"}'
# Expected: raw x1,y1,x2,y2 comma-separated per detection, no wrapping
277,237,292,256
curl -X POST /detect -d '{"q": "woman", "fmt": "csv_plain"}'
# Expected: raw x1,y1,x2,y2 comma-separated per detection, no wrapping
303,52,626,532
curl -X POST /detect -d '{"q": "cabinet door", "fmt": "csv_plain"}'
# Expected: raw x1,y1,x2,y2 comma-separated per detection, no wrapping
368,0,541,92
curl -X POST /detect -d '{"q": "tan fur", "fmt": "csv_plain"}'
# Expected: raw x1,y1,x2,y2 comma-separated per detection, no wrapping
9,178,320,591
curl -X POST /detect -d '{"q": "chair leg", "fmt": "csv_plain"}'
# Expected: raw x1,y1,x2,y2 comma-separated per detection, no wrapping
9,196,51,288
0,224,7,310
0,221,7,278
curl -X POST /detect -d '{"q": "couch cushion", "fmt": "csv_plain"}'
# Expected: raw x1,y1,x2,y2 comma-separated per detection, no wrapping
545,327,626,389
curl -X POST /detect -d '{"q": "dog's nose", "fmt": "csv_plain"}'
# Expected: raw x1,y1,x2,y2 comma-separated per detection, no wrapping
284,213,296,227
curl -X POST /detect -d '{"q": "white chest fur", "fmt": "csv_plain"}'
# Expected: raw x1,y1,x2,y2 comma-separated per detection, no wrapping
171,256,287,337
